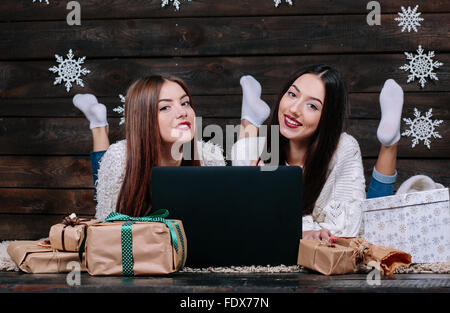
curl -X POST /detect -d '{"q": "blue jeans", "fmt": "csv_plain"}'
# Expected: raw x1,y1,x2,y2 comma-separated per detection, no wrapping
91,150,107,205
366,166,397,199
90,151,396,202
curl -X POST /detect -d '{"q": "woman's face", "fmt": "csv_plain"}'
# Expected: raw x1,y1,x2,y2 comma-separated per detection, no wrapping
157,80,196,145
278,73,325,144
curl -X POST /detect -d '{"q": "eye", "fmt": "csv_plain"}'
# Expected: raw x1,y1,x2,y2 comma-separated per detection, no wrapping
159,105,170,111
181,101,191,107
308,103,319,111
287,91,296,97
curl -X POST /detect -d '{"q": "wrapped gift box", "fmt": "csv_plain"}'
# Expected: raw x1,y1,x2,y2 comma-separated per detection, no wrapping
49,217,100,252
297,238,410,276
85,211,187,276
7,241,86,273
297,239,356,275
361,188,450,263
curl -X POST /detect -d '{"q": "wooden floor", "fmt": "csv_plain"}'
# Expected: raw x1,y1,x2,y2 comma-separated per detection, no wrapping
0,272,449,293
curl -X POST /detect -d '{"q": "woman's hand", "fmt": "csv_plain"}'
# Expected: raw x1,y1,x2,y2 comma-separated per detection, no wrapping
302,229,332,241
250,159,264,166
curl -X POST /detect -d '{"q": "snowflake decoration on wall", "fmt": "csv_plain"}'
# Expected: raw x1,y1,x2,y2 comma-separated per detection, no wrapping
33,0,49,4
161,0,192,11
113,94,126,125
399,45,443,88
48,49,90,92
402,108,443,149
395,5,424,32
274,0,293,7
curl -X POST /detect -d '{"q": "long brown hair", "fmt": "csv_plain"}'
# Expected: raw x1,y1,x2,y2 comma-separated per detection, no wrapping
115,75,201,217
266,64,349,216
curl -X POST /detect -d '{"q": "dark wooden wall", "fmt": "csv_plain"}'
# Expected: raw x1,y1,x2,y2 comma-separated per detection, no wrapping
1,0,449,240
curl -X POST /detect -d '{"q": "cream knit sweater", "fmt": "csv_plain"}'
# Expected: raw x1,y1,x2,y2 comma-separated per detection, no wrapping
95,139,226,220
231,132,366,237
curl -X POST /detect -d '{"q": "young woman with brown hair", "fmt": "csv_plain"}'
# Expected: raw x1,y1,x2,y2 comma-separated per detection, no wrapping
74,75,225,220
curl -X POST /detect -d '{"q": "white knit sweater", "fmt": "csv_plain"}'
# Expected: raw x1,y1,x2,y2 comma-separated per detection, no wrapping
231,132,366,237
95,139,226,220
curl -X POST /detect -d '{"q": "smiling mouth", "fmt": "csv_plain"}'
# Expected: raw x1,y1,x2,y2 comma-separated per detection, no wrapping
176,122,191,130
284,115,302,128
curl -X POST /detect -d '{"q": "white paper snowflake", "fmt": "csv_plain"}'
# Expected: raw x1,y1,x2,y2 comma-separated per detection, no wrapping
161,0,192,11
399,45,443,88
113,94,126,125
33,0,49,4
48,49,90,93
395,5,424,32
402,108,443,149
274,0,293,7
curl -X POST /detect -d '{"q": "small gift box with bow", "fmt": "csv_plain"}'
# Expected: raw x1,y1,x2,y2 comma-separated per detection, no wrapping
297,239,356,275
297,237,411,276
7,240,86,273
84,209,186,276
49,213,100,252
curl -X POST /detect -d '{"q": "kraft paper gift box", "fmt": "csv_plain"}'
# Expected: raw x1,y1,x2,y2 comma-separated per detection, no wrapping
297,240,356,275
7,241,86,273
85,210,187,276
333,237,411,276
297,238,411,276
49,214,100,252
361,188,450,263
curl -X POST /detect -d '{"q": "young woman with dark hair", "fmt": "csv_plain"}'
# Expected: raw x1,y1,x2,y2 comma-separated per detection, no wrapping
73,75,225,220
232,64,404,240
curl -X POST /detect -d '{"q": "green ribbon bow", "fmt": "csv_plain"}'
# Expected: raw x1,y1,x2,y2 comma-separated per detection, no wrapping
103,209,185,276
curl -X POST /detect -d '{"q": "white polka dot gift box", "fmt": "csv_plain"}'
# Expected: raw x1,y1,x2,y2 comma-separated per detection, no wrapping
361,188,449,263
84,210,186,276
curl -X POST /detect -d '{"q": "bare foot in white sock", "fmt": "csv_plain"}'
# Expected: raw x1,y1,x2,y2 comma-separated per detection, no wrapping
377,79,404,147
73,94,108,129
240,75,271,127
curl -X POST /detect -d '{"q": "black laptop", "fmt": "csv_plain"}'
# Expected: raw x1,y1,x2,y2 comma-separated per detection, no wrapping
151,166,302,267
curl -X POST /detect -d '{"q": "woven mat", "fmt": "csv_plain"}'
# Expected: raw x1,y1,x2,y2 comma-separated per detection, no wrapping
181,263,450,274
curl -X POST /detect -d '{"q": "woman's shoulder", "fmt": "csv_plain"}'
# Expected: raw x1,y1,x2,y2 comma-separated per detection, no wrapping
329,132,362,168
99,139,127,169
338,132,360,148
196,140,226,166
108,139,126,154
335,132,362,155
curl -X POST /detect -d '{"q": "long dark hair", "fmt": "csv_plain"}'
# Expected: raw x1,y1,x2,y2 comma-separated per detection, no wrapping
266,64,349,216
116,75,201,217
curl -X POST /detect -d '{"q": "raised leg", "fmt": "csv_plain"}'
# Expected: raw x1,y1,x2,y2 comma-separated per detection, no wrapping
366,79,403,199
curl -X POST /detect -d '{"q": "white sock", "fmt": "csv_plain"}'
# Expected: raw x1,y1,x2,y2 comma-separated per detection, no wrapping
73,94,108,129
377,79,404,147
240,75,271,127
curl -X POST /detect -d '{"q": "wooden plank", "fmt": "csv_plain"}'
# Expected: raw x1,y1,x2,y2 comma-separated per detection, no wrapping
1,14,448,60
351,119,450,158
1,54,450,98
0,118,124,155
0,189,95,215
1,157,448,217
0,214,94,240
1,154,448,189
0,156,93,188
1,93,449,120
0,272,449,293
1,0,449,22
348,92,450,119
0,95,244,118
1,118,448,157
363,158,450,191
